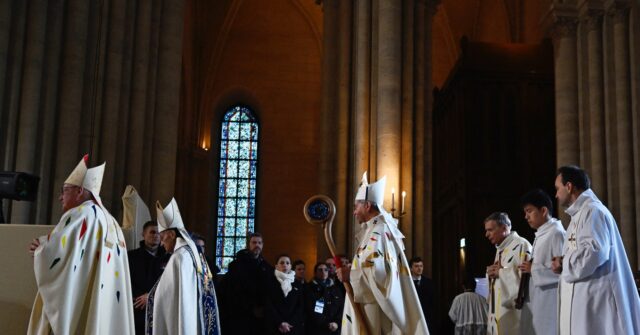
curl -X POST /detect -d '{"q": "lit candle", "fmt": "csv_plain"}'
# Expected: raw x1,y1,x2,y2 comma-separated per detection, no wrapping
391,188,395,210
401,191,406,213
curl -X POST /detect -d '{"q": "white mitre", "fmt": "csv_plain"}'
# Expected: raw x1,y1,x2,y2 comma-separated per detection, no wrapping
156,198,185,233
354,171,404,241
64,154,106,205
354,171,386,207
156,198,203,273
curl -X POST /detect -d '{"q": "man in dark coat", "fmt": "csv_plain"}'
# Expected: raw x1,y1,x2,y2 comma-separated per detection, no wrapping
219,232,273,334
305,262,344,335
410,256,436,333
127,220,167,334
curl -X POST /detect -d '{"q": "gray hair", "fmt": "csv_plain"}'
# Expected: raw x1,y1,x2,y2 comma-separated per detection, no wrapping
484,212,511,228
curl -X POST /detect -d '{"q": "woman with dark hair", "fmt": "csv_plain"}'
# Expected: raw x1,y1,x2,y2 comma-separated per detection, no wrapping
264,254,305,334
304,262,345,335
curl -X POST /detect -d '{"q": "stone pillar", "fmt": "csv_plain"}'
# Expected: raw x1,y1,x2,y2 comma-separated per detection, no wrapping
318,0,340,257
582,6,608,198
352,0,372,187
551,15,581,168
376,0,402,209
401,0,415,255
334,0,353,251
413,0,439,276
609,0,637,269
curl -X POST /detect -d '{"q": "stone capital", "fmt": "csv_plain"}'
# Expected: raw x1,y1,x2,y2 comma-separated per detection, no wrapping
578,0,605,32
605,0,631,24
541,2,579,39
550,16,579,39
581,10,605,32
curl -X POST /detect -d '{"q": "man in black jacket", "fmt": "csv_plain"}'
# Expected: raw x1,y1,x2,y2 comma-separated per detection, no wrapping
127,220,167,334
219,232,273,334
410,256,435,333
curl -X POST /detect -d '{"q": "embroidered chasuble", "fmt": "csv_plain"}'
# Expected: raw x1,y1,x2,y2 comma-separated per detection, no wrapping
341,214,430,335
28,200,135,334
487,231,531,335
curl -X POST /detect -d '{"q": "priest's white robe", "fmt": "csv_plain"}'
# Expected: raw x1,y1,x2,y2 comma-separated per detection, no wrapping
449,291,488,335
558,189,640,335
148,238,200,334
146,238,221,335
519,218,565,335
28,200,135,335
341,213,429,335
487,231,531,335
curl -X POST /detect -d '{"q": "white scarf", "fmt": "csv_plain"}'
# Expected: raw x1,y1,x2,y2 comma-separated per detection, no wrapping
274,269,295,297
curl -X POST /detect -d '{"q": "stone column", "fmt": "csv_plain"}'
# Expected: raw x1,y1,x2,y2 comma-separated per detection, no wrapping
376,0,402,208
334,0,353,251
413,0,439,276
318,0,340,258
401,0,415,255
609,0,637,269
352,0,372,187
551,15,581,168
582,6,608,198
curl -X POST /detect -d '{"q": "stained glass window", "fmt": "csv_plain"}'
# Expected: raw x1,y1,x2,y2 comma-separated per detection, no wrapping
215,106,259,272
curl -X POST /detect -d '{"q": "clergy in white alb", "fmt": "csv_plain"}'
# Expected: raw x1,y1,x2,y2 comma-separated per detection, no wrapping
484,212,532,335
448,278,488,335
145,198,221,335
553,166,640,335
517,189,565,335
338,172,430,335
27,155,135,335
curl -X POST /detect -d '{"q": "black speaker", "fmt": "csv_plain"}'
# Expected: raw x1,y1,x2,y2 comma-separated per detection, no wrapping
0,172,40,201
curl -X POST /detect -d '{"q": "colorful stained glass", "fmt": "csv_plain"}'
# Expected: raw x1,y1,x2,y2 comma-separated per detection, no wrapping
224,198,237,216
250,125,258,141
217,198,225,216
250,161,257,177
217,219,224,235
226,160,238,178
240,123,251,140
225,179,237,197
228,122,240,140
223,239,235,256
223,218,235,236
237,200,248,217
215,106,259,273
227,140,239,158
222,257,233,269
216,237,223,254
238,161,250,176
237,179,249,197
219,160,227,177
239,142,251,159
236,218,247,235
235,238,245,252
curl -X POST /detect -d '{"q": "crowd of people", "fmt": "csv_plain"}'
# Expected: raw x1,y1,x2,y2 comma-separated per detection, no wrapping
127,227,435,334
448,165,640,335
24,154,640,335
